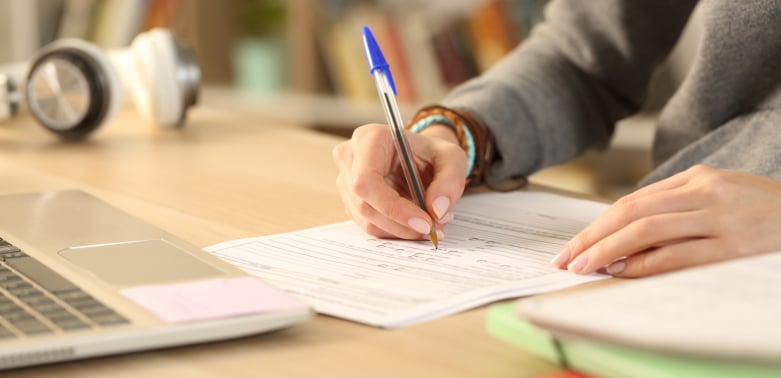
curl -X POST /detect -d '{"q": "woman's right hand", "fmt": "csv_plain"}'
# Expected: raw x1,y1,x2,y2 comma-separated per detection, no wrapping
332,123,467,240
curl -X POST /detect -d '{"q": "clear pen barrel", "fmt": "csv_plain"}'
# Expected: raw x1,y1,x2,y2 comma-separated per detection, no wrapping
371,71,427,208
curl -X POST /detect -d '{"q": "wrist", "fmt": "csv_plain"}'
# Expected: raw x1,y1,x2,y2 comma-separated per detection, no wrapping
406,105,494,187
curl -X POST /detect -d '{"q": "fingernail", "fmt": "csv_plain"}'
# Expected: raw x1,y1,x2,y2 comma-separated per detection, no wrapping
408,217,431,235
436,229,444,241
567,254,588,273
606,260,626,275
439,212,455,224
432,196,450,220
550,246,570,268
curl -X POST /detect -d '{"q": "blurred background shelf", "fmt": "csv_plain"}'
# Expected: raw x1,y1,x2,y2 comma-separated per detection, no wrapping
0,0,701,199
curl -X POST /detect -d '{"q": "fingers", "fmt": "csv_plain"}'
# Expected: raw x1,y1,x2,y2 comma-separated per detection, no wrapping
336,171,423,239
554,165,771,276
556,184,704,270
332,123,465,240
552,165,724,275
564,210,714,274
546,164,781,277
606,238,732,277
350,128,436,232
334,125,430,239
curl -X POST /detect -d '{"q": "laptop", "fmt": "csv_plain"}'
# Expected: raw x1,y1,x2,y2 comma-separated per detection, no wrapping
0,190,311,370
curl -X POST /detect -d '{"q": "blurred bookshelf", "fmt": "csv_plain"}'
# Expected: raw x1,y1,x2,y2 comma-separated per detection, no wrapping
0,0,699,197
220,0,550,129
299,0,548,109
210,0,550,131
0,0,547,126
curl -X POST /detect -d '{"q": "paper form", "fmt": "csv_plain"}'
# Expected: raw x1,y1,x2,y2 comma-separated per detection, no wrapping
206,191,610,328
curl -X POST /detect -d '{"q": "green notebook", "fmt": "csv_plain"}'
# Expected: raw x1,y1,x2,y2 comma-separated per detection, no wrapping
486,302,781,378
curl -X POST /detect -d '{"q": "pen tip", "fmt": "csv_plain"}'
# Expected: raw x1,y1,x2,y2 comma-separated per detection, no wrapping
429,229,438,250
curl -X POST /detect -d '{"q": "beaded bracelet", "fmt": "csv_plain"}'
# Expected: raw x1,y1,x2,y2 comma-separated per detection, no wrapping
406,105,494,187
407,114,476,178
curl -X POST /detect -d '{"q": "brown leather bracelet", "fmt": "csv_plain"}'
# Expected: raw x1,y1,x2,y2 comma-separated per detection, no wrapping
406,105,494,187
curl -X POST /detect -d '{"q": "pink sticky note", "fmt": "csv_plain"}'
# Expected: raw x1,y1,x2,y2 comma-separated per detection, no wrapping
121,276,308,324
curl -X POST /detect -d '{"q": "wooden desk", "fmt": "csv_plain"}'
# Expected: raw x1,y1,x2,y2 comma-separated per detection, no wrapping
0,97,562,378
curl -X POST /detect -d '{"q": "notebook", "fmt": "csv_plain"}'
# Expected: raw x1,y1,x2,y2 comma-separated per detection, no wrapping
0,190,311,370
486,302,781,378
515,251,781,363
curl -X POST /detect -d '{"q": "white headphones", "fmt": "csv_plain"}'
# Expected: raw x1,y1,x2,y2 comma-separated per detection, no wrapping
0,28,200,140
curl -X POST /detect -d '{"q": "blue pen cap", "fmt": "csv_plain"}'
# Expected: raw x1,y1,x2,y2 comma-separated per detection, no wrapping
362,26,397,96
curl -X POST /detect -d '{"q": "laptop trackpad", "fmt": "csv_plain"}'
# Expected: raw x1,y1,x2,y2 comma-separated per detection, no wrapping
59,239,226,286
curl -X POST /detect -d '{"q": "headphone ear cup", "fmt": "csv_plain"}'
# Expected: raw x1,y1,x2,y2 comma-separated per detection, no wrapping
128,28,184,127
25,39,122,139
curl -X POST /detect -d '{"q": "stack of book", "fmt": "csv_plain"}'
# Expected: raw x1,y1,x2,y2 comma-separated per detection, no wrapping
486,252,781,377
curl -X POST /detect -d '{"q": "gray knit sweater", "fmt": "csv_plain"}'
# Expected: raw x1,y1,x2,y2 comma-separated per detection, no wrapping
442,0,781,187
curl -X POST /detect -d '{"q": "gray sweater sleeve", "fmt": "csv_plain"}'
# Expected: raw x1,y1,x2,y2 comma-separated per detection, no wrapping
442,0,697,183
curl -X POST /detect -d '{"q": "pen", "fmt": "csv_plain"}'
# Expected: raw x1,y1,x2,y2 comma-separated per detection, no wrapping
361,26,438,250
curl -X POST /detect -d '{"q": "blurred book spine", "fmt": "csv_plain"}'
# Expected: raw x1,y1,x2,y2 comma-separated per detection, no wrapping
89,0,150,48
143,0,180,30
468,0,521,72
0,1,41,64
57,0,96,39
314,0,548,105
318,3,377,101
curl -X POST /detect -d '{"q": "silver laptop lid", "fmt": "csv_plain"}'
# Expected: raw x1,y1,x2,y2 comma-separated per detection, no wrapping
0,190,310,370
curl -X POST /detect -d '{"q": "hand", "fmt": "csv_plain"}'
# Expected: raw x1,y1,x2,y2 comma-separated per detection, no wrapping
552,165,781,277
332,123,467,240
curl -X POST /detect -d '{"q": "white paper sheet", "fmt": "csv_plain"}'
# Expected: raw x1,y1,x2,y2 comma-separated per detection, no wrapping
517,251,781,362
206,191,610,328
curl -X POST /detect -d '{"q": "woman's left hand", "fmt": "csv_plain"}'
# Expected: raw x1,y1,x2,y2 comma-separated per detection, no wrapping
552,164,781,277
